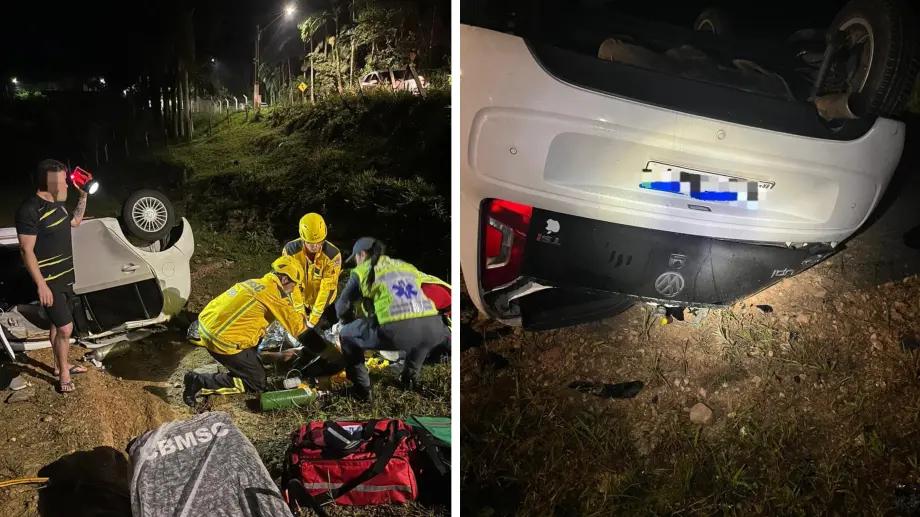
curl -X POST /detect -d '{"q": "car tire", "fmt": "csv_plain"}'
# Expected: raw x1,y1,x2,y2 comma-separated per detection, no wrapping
693,8,734,39
121,189,176,242
829,0,919,116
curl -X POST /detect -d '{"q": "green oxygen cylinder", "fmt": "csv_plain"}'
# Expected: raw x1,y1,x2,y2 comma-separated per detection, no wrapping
260,385,317,411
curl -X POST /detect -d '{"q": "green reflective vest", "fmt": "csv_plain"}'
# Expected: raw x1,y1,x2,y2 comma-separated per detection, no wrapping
352,256,438,325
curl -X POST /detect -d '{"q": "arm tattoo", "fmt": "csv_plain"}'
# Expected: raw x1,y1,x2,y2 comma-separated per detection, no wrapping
72,193,88,226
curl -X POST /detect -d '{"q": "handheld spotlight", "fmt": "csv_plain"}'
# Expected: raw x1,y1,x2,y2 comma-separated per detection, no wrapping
69,166,100,195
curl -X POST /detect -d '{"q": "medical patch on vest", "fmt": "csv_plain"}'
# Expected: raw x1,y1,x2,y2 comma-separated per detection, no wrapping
392,279,419,299
381,272,434,318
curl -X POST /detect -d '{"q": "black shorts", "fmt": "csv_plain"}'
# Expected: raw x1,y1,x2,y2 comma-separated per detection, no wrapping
45,283,75,328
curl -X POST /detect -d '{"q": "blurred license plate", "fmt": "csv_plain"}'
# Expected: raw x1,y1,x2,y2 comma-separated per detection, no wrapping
640,161,773,206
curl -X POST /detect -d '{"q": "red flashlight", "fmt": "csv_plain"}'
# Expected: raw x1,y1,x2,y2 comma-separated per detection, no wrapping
69,166,100,195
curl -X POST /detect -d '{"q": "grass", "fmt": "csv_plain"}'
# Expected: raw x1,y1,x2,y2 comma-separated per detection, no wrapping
461,269,920,515
168,226,450,516
139,93,452,516
155,90,451,279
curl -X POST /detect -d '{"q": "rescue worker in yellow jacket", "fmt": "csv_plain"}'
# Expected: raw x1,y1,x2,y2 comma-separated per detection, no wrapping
182,255,309,406
282,213,343,330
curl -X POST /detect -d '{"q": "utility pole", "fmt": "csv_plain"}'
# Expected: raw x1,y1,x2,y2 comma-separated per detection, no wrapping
253,5,296,111
254,24,261,112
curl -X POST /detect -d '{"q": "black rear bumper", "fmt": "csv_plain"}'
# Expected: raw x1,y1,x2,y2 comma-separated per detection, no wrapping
483,208,836,329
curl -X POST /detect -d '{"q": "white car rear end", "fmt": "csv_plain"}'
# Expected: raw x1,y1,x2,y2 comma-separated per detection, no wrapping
460,25,906,328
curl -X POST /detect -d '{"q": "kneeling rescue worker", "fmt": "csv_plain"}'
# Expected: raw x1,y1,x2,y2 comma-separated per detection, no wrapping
282,212,342,330
183,255,309,406
335,237,450,401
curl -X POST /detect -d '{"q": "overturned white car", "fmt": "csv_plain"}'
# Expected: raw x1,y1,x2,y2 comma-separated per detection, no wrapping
461,0,919,329
0,190,193,355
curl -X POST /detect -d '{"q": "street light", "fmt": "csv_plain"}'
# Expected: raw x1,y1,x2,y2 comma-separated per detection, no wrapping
253,3,298,111
11,77,18,85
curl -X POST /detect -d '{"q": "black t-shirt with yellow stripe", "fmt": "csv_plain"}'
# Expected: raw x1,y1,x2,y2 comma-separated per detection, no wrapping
15,195,74,288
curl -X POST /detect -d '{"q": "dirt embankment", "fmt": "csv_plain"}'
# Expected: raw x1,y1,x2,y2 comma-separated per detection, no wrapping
0,348,175,516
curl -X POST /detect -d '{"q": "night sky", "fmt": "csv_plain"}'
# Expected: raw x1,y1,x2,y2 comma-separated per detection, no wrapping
0,0,307,95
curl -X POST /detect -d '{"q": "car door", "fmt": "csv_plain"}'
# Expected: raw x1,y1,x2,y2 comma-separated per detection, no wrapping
72,219,164,333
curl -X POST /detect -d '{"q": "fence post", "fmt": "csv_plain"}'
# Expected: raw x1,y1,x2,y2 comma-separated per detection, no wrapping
145,132,149,148
104,143,109,163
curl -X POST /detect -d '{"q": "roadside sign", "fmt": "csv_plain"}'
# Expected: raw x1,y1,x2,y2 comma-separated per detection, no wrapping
298,82,308,93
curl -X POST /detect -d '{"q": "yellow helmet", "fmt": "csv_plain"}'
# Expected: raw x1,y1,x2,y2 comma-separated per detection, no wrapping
271,255,305,285
299,213,327,244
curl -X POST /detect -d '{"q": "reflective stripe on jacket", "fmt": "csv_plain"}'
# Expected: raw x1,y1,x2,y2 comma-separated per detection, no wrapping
196,273,306,355
282,239,342,326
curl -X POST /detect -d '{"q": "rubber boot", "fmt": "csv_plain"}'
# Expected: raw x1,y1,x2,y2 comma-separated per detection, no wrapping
183,372,203,407
400,374,419,393
350,385,373,403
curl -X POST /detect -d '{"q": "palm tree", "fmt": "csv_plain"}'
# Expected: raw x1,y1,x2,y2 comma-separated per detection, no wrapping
299,14,325,103
258,63,280,106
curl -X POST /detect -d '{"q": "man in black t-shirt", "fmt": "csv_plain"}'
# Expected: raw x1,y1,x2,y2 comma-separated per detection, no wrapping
15,159,89,394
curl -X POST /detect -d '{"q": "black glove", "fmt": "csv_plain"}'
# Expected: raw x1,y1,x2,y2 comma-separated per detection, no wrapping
297,326,326,354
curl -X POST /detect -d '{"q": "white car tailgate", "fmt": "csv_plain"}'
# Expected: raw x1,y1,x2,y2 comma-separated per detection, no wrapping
461,25,905,245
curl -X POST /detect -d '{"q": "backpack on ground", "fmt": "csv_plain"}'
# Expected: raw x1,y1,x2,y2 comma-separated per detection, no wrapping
406,415,451,506
284,419,417,514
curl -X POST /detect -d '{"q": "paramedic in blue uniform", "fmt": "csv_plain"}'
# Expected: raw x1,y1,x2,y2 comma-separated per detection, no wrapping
15,159,89,394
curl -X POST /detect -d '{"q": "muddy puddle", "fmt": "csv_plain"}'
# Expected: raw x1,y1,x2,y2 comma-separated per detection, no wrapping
100,330,194,384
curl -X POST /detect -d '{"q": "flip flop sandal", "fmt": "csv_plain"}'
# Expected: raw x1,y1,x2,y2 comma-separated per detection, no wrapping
54,365,88,377
57,380,76,394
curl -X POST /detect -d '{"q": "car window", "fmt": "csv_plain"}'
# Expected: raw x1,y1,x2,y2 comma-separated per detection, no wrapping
379,71,391,81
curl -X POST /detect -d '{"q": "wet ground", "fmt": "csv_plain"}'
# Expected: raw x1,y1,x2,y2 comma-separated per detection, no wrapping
99,331,195,402
100,332,193,383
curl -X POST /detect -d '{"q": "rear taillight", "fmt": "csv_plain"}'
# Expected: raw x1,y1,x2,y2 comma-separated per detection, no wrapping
480,198,533,290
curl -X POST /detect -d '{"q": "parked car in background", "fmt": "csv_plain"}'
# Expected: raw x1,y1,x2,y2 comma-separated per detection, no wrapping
360,69,428,94
0,189,193,355
460,0,919,330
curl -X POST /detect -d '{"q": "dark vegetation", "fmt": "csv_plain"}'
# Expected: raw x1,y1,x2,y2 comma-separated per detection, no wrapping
162,90,450,278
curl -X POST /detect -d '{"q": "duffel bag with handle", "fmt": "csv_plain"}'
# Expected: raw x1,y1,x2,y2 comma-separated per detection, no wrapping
285,419,417,513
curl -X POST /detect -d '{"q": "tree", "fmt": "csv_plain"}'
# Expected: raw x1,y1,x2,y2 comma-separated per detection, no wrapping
258,63,283,105
299,13,327,102
294,0,448,98
179,5,195,141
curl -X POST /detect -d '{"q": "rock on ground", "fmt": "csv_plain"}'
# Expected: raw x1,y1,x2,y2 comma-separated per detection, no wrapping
690,403,713,425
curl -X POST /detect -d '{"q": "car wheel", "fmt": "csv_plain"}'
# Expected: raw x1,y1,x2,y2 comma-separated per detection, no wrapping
121,189,176,242
828,0,919,116
693,8,734,39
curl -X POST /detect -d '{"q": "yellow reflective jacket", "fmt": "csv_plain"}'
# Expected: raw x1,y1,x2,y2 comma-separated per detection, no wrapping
197,273,306,355
282,239,342,326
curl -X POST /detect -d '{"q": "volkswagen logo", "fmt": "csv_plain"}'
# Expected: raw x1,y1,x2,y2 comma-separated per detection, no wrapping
655,271,685,298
